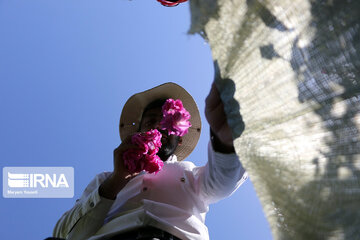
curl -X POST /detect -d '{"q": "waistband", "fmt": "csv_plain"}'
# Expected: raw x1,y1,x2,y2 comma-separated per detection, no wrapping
105,226,182,240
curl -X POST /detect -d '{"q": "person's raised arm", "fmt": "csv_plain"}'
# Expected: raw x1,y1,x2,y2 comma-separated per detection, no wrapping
205,82,236,153
193,81,247,205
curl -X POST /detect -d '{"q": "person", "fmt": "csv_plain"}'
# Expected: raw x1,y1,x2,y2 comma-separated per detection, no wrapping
52,82,248,240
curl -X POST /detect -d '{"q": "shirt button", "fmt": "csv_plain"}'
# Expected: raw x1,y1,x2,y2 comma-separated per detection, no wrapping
180,177,185,183
142,187,148,192
89,202,94,208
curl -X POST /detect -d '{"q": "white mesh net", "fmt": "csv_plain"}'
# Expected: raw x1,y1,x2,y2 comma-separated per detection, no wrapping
189,0,360,239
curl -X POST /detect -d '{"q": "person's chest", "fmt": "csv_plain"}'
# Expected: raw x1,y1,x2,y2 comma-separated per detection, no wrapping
112,161,202,212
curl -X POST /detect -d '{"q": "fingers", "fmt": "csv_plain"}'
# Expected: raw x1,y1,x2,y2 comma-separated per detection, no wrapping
123,135,133,144
205,82,226,124
128,172,140,180
114,143,140,159
205,82,222,111
113,134,140,158
207,104,227,131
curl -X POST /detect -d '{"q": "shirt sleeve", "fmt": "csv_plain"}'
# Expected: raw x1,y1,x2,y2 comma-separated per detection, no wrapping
194,141,248,205
52,172,115,239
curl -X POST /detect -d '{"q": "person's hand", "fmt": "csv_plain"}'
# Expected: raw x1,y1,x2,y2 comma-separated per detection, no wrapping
205,82,235,153
99,135,140,200
112,135,141,180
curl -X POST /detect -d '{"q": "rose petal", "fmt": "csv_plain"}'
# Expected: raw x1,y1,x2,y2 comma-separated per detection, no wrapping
160,100,192,137
123,148,144,174
123,130,164,174
144,155,164,174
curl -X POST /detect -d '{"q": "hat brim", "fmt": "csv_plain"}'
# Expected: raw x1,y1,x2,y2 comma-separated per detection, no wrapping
119,82,201,161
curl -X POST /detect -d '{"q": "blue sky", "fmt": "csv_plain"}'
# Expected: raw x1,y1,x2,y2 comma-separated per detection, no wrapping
0,1,272,239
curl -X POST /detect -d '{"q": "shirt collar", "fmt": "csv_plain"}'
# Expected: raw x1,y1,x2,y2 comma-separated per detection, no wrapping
138,155,178,176
165,154,177,163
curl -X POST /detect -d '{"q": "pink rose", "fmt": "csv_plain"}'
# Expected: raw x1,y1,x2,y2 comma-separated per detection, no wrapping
144,154,164,174
131,129,162,155
160,99,192,137
123,148,145,173
123,129,164,174
131,134,149,154
162,99,183,115
142,129,162,149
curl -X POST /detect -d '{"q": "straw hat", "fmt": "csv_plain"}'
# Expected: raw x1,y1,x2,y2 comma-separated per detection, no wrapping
119,82,201,161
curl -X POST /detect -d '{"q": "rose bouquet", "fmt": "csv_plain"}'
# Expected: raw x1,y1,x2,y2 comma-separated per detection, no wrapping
123,129,164,174
123,99,191,174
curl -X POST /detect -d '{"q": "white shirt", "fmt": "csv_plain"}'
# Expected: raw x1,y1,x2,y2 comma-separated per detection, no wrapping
53,143,248,240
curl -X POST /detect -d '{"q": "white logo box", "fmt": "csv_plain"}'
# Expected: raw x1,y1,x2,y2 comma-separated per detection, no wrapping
3,167,74,198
